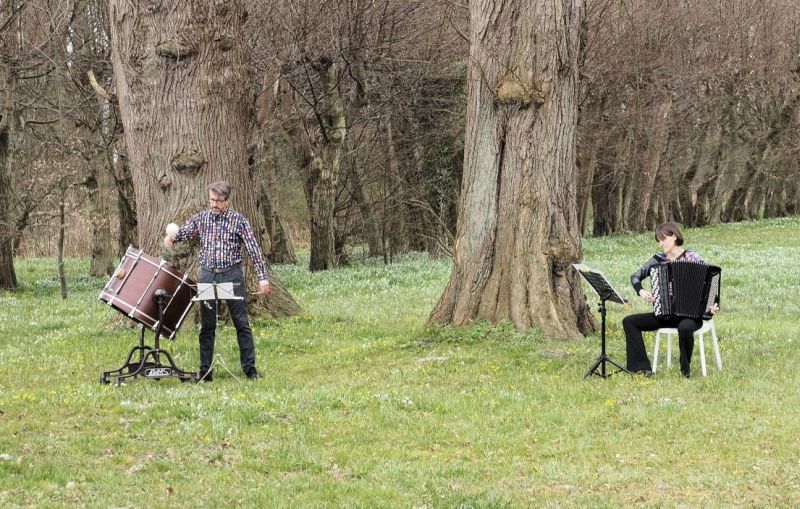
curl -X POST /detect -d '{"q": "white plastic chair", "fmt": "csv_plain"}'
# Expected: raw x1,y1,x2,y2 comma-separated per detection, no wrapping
653,319,721,376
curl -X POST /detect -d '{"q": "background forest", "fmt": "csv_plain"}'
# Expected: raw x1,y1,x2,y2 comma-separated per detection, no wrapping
1,0,798,278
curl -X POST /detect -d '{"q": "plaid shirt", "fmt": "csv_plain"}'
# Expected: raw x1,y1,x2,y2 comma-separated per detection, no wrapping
174,208,269,282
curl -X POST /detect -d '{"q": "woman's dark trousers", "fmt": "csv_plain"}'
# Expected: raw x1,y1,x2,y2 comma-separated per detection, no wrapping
622,313,702,376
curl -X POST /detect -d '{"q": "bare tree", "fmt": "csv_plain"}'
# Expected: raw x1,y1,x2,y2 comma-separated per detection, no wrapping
266,0,369,271
108,0,300,317
429,0,595,338
0,53,17,289
579,0,800,235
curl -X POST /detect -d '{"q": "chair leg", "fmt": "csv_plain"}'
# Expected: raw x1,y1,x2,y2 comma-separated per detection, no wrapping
712,323,722,370
653,332,662,373
698,331,708,377
666,333,672,369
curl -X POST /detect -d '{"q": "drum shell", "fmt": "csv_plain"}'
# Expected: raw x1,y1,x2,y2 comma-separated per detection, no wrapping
99,246,195,339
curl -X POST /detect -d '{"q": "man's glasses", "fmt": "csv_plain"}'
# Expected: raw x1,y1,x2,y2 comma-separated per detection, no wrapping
209,197,228,204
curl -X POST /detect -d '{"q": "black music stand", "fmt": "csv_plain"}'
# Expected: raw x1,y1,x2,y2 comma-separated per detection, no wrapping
192,282,243,381
100,289,198,385
573,263,630,379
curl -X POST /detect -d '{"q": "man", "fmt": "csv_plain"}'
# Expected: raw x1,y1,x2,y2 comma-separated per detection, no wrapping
164,181,271,381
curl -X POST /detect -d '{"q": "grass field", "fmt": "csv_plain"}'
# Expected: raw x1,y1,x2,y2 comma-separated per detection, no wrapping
1,217,799,507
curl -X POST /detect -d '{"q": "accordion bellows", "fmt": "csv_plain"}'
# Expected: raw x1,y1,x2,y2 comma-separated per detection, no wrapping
650,261,721,320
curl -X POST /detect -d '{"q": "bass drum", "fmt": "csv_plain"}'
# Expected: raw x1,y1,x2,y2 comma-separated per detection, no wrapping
99,246,196,339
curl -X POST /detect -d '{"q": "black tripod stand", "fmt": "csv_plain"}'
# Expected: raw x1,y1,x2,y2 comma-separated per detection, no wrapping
572,263,630,379
583,298,629,378
100,289,198,385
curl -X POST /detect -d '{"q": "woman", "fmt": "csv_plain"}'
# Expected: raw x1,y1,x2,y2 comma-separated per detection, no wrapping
623,222,719,378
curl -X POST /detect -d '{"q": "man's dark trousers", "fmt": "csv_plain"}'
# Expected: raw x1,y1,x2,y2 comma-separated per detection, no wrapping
198,265,256,375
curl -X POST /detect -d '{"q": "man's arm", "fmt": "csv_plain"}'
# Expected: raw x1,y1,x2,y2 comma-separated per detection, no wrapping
164,215,200,248
239,217,271,294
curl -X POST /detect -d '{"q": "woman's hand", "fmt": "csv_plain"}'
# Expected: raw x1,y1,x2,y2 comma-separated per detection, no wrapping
710,303,720,315
638,288,655,303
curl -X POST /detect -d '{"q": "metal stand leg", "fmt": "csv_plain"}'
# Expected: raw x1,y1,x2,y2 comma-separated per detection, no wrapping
100,290,198,385
584,299,630,379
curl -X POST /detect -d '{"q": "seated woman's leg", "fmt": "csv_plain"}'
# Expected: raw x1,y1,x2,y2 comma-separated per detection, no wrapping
676,318,703,377
622,313,663,372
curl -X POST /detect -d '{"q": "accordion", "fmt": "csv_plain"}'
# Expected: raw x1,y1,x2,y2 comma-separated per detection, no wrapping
649,261,721,320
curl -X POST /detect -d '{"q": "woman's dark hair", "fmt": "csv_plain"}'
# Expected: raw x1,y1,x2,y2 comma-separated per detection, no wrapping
655,221,684,246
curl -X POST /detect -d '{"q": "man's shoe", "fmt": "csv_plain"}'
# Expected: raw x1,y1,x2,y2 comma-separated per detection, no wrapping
635,369,653,378
198,370,213,382
245,368,260,380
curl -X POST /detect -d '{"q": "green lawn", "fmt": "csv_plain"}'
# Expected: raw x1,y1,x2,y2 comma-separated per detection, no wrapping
1,217,799,507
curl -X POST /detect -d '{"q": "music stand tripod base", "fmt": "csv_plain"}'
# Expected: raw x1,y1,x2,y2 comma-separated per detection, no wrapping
583,346,629,379
573,263,631,379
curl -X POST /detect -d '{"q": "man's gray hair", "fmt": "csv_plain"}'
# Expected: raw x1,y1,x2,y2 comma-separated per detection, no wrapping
207,181,232,199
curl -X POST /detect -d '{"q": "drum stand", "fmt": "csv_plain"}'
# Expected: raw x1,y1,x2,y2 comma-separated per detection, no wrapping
100,289,198,385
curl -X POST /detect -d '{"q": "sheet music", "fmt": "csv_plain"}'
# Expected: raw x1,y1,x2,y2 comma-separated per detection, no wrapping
193,282,242,301
572,263,628,305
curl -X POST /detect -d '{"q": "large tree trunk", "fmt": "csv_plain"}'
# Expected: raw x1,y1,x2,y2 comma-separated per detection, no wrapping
609,122,636,233
108,0,300,317
305,151,339,271
0,62,17,289
304,58,346,272
708,100,746,225
429,0,594,339
57,181,68,299
289,51,367,272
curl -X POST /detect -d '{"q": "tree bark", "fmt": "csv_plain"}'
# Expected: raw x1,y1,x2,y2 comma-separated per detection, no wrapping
113,149,137,254
708,98,746,225
58,182,68,299
635,96,672,231
252,74,296,265
254,140,296,264
429,0,594,339
384,117,409,257
0,60,17,289
304,58,346,272
577,94,607,236
86,163,116,276
685,121,722,226
84,92,118,277
108,0,300,316
346,160,383,257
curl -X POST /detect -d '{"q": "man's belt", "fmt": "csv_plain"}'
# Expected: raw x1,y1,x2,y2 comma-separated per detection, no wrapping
203,263,240,274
